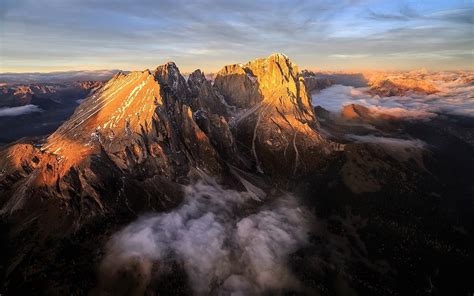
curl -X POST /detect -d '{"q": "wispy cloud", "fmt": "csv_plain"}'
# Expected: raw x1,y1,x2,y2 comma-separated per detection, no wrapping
0,105,42,117
368,5,473,25
329,54,370,59
345,134,426,148
367,4,419,21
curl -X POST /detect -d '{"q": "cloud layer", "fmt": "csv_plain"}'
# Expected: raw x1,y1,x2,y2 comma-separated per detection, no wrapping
0,104,42,117
100,181,311,294
311,74,474,119
1,0,472,71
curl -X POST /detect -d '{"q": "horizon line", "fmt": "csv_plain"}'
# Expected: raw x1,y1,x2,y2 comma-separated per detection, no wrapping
2,65,473,75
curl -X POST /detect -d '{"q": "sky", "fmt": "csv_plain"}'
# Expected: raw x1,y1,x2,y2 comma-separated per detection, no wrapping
0,0,472,73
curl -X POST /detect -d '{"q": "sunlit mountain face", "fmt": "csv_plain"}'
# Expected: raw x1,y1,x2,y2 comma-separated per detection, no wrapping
1,1,473,295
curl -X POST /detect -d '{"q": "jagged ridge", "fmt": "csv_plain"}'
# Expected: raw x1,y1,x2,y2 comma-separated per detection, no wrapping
0,54,330,236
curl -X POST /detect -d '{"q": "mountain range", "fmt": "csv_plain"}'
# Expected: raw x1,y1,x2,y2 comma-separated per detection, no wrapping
0,54,473,295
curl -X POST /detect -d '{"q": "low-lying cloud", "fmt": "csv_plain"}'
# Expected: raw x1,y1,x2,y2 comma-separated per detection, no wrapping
345,134,425,148
99,181,311,295
345,134,427,165
0,70,120,84
0,104,42,117
311,75,474,119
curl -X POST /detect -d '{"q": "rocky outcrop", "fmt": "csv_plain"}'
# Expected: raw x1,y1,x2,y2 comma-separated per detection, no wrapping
340,103,396,122
75,80,104,92
0,82,104,108
214,53,328,177
300,70,334,92
213,64,262,108
368,76,438,97
187,69,228,116
186,70,238,162
154,62,189,99
303,77,333,93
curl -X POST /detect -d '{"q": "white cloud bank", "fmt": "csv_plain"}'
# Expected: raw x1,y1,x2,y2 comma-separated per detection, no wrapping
345,134,425,148
311,76,474,119
344,134,427,164
100,181,311,294
0,105,42,117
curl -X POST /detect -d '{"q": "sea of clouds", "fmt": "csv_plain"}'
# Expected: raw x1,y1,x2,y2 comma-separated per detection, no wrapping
100,180,311,295
0,104,42,117
311,77,474,119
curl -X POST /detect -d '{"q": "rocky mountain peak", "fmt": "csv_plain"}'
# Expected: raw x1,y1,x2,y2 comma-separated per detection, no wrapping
243,53,313,119
41,70,160,167
188,69,206,89
214,53,313,119
247,52,299,86
187,69,228,117
153,62,189,98
213,54,326,176
112,71,127,80
214,53,316,123
213,64,261,108
269,52,289,59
